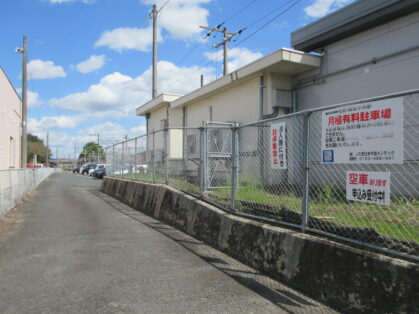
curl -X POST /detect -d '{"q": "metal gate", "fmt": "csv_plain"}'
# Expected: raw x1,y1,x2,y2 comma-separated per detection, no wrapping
204,122,234,190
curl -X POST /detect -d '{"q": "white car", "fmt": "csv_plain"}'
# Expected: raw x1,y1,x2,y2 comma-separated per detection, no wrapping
79,165,88,174
136,164,148,174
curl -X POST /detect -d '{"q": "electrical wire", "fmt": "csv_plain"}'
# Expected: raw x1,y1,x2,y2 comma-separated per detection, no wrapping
233,0,302,48
176,0,258,66
158,0,171,14
218,0,258,27
233,0,301,48
186,0,303,83
177,33,211,66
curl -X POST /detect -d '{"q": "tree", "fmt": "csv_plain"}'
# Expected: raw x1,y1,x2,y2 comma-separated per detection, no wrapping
27,133,51,163
79,142,105,163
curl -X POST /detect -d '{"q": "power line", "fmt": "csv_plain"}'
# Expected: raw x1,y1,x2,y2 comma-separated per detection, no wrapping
157,0,171,15
176,0,257,67
177,34,210,66
242,0,296,31
187,0,302,83
219,0,258,27
233,0,302,48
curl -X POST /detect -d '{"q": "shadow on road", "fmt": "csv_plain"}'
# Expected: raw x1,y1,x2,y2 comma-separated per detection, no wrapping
90,188,336,314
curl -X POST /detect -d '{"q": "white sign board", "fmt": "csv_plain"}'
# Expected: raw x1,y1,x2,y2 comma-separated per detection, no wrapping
270,122,287,169
346,171,390,205
321,97,403,164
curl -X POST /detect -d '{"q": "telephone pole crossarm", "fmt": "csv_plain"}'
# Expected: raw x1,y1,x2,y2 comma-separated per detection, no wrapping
200,25,243,76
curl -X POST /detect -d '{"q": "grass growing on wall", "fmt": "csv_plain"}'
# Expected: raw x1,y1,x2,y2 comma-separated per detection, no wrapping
107,173,418,243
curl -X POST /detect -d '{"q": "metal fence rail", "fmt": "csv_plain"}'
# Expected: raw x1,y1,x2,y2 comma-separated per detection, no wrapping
106,89,419,261
0,168,58,214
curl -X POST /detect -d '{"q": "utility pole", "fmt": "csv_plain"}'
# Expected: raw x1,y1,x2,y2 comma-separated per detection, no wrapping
199,26,242,76
97,134,100,163
56,146,58,168
16,36,27,168
152,4,158,98
74,144,77,167
46,131,49,167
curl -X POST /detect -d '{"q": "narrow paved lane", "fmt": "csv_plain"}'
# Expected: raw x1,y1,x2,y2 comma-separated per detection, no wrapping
0,173,336,313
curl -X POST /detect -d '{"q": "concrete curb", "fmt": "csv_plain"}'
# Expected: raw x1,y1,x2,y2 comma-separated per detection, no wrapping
101,177,418,313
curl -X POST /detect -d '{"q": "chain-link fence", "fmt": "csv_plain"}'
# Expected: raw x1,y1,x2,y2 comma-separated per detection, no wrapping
0,168,59,214
106,90,419,261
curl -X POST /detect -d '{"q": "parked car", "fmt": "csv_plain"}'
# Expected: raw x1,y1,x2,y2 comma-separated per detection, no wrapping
136,164,148,174
73,167,79,173
93,167,106,179
82,164,96,175
89,164,105,176
79,165,87,174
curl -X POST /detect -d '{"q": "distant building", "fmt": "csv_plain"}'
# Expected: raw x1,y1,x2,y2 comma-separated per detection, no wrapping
0,67,22,170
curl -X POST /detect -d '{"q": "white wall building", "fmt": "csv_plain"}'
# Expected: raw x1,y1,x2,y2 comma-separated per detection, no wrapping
136,0,419,130
133,0,419,193
0,67,22,170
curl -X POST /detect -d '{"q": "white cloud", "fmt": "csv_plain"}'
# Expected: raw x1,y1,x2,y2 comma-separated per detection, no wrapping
95,27,161,52
27,120,147,158
76,55,107,73
46,0,94,4
204,47,263,72
141,0,211,41
27,59,66,79
16,89,43,108
49,61,215,118
28,91,43,108
80,122,146,143
304,0,353,18
28,115,85,133
95,0,210,52
128,124,147,137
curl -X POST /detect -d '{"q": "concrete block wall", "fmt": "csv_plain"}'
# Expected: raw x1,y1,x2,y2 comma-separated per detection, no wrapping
101,177,418,313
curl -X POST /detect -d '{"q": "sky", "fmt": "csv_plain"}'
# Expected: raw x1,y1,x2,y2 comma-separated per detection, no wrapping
0,0,355,159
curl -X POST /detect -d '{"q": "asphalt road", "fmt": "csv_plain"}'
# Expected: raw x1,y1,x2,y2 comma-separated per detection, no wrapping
0,173,336,314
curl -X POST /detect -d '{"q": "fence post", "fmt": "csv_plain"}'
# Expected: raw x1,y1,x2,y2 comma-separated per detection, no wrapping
231,125,239,211
112,145,115,177
134,137,138,181
152,132,156,183
164,129,169,185
199,123,207,194
301,112,311,232
121,141,125,179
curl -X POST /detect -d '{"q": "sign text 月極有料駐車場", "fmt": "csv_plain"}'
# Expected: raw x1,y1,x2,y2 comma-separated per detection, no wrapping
321,97,403,164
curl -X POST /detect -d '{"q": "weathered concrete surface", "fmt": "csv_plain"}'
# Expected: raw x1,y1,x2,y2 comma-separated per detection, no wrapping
101,177,419,313
1,173,336,313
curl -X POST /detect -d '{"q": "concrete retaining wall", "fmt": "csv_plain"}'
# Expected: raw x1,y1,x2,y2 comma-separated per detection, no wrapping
101,177,418,313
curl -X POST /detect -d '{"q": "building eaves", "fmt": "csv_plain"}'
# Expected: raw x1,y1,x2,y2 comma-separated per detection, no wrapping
170,48,320,109
136,93,183,116
292,0,419,52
